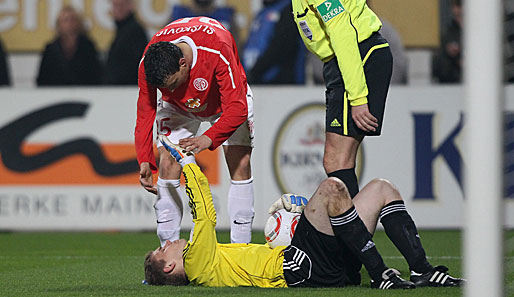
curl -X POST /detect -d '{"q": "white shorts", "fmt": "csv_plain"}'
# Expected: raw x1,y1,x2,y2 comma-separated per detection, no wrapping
156,85,254,148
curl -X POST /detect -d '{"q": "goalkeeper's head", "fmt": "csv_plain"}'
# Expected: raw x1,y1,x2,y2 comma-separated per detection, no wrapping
144,239,189,286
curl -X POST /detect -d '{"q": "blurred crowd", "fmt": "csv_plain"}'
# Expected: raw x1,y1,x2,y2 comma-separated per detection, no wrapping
433,0,514,83
0,0,512,87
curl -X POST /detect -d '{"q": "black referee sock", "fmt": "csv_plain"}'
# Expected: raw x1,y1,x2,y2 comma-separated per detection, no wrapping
380,200,433,273
328,168,359,198
330,206,387,282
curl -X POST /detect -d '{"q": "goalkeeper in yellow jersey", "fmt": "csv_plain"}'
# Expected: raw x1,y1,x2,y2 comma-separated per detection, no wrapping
143,136,464,289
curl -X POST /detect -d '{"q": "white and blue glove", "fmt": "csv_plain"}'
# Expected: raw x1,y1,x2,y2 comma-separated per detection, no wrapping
268,193,309,214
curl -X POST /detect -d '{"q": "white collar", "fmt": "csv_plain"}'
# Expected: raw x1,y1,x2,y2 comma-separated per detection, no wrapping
170,36,197,69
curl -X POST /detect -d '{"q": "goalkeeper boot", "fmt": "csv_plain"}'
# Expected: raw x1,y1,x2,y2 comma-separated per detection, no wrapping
158,135,195,166
410,265,465,287
371,268,416,289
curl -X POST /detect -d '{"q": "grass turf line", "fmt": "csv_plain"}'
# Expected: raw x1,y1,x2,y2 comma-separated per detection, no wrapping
0,230,512,297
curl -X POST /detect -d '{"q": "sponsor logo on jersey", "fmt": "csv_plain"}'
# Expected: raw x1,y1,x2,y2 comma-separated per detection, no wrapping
186,98,201,108
193,78,209,91
317,0,345,23
185,98,208,112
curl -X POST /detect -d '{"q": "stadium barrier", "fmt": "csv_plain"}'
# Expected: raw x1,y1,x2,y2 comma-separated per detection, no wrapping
0,86,512,230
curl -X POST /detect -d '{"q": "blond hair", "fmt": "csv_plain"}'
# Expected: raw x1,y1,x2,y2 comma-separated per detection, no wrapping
56,5,85,36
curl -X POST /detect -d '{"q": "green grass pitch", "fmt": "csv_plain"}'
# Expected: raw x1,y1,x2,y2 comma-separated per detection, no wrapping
1,230,513,297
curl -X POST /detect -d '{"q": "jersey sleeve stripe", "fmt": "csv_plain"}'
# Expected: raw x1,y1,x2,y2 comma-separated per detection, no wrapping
198,46,236,89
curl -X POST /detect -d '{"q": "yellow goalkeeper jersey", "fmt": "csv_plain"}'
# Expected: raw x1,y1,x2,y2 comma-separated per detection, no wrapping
181,164,287,288
292,0,384,105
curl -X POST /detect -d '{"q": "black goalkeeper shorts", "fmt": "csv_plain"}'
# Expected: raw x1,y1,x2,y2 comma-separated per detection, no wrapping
323,32,393,137
283,212,353,287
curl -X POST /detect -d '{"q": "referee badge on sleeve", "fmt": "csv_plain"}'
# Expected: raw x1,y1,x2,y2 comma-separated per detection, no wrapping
299,21,313,40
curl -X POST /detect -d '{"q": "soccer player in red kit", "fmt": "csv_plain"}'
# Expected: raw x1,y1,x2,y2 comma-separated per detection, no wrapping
135,17,255,246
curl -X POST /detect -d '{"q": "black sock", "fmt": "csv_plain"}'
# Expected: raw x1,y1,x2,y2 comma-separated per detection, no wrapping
339,242,363,285
330,206,387,281
327,168,359,198
327,168,362,282
380,200,433,273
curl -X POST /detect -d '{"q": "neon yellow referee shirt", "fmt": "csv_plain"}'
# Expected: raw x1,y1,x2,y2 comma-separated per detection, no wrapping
182,164,287,288
292,0,382,106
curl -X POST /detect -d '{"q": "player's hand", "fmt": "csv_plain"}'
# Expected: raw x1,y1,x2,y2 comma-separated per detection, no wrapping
351,103,378,132
139,162,157,195
268,194,309,214
179,135,213,153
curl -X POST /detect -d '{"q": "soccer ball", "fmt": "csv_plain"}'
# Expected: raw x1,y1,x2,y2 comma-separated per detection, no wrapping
264,209,301,248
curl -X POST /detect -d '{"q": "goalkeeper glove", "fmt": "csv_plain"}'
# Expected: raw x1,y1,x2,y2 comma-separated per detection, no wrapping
268,193,309,214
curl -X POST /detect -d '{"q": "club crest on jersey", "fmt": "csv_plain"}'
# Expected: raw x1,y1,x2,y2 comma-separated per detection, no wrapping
193,78,209,91
317,0,345,23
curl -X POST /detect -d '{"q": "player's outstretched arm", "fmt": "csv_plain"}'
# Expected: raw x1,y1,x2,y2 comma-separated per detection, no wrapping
158,135,216,224
159,135,219,284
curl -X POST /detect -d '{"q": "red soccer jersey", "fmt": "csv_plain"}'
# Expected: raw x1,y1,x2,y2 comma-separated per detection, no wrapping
135,17,248,171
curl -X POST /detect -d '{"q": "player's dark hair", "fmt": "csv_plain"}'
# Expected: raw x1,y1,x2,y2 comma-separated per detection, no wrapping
143,251,189,286
144,42,184,87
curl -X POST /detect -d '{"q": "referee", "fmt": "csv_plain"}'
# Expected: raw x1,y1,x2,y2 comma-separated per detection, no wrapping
292,0,393,284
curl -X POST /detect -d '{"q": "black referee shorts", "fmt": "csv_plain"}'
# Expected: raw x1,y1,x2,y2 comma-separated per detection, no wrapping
323,32,393,137
283,212,353,287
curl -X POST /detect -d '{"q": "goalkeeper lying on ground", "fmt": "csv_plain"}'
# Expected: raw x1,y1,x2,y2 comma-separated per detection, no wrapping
143,135,464,289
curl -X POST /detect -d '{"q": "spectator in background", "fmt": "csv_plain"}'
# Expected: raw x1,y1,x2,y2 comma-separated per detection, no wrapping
0,38,11,86
432,0,462,84
367,0,408,85
242,0,305,84
170,0,240,45
104,0,148,85
36,5,102,86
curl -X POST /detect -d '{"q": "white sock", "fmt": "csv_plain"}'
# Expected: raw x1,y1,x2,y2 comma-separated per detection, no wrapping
155,178,184,246
228,177,255,243
180,154,196,167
